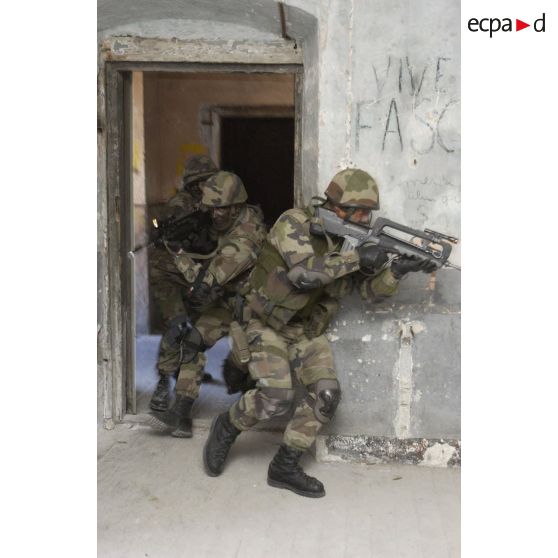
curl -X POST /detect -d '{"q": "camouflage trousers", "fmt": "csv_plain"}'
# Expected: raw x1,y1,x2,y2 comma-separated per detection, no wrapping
149,246,194,325
229,318,337,452
158,301,234,400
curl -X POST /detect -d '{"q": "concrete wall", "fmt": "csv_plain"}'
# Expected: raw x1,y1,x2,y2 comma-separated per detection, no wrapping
311,0,461,441
98,0,460,443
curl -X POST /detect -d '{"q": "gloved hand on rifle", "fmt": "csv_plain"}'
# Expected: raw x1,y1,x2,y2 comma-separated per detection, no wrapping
188,273,223,309
164,234,216,256
357,243,389,274
391,255,437,279
187,230,217,255
150,214,180,247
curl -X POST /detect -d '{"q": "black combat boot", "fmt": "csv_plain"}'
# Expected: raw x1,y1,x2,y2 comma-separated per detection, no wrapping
149,374,171,412
147,394,194,437
267,444,326,498
203,412,241,477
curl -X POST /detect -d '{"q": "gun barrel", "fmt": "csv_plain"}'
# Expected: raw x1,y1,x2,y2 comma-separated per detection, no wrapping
130,241,153,254
444,261,461,271
424,228,459,244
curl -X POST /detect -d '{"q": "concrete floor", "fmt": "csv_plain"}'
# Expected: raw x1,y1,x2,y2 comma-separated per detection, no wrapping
103,336,461,557
98,423,460,558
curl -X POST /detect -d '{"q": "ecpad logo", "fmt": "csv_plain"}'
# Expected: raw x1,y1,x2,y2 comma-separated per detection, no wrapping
468,13,546,37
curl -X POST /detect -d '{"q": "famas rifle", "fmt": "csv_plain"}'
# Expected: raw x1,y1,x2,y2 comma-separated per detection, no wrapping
310,207,460,270
129,210,215,255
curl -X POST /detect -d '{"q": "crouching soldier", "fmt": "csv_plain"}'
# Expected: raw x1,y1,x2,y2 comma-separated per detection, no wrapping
149,154,219,411
203,168,437,497
147,171,267,438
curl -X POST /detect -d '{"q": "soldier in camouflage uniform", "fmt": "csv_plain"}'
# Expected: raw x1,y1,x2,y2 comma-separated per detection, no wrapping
147,171,267,437
203,168,436,498
148,155,219,411
150,155,218,327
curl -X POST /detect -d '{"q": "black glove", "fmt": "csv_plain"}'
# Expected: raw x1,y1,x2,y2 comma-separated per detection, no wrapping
357,243,389,273
222,357,256,395
186,232,217,255
188,280,223,308
391,255,437,279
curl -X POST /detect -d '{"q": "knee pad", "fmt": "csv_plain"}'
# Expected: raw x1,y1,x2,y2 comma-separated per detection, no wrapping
179,325,205,364
254,387,295,421
161,314,191,350
312,379,341,423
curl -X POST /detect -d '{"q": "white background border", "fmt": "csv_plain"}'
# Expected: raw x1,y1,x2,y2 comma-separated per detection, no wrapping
1,1,557,555
462,1,557,555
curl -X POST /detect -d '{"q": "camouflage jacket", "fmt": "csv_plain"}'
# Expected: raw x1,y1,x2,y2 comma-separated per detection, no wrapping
174,205,267,297
245,207,400,334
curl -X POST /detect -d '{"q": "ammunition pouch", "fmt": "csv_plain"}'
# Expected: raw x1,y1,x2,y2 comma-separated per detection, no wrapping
229,321,251,365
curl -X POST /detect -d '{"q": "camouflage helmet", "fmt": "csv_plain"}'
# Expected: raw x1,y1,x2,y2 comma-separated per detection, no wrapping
202,171,248,207
182,154,218,188
325,168,380,210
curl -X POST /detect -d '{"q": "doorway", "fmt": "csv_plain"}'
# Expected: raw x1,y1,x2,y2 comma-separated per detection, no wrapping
219,109,295,227
127,68,301,417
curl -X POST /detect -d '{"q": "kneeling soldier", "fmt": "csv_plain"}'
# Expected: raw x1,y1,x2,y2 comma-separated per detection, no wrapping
147,172,266,437
203,168,436,497
149,154,219,411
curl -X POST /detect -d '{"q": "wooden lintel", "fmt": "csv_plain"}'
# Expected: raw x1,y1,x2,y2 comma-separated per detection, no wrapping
100,36,302,65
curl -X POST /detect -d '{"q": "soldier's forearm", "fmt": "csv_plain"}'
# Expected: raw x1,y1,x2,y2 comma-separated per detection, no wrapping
286,253,360,290
174,252,202,284
359,267,400,301
290,252,360,279
207,252,254,287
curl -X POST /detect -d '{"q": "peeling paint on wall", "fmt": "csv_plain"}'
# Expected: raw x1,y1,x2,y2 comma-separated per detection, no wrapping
419,442,457,467
318,434,460,467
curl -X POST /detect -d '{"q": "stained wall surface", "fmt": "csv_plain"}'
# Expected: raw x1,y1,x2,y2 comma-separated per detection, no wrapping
143,72,294,205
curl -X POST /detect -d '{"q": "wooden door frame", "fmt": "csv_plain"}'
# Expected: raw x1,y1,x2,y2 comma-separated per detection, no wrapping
98,37,303,426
